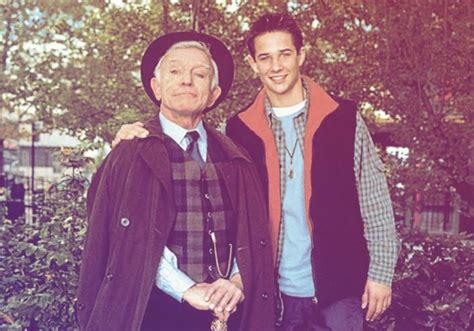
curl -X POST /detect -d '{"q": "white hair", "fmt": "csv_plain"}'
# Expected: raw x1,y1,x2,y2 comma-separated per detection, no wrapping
153,41,219,89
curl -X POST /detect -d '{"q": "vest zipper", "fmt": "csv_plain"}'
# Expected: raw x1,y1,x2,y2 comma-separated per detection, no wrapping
309,216,319,304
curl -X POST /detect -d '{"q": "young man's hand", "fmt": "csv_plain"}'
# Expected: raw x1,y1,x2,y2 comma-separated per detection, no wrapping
111,121,149,148
205,274,245,315
182,283,213,310
361,279,392,321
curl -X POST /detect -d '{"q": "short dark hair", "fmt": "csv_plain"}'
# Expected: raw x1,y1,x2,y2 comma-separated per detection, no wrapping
246,12,303,59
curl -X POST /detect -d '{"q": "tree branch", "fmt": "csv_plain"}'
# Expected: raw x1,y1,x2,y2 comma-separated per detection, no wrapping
1,4,13,73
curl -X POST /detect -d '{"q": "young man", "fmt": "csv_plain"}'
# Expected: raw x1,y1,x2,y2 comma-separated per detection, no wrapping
114,13,399,331
76,31,274,331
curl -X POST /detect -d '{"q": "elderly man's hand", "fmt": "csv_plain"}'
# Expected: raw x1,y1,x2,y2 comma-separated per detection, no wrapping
205,274,245,315
361,279,392,322
111,121,149,148
183,283,212,310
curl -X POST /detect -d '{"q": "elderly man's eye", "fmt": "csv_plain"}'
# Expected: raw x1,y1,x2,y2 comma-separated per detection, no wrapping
170,69,179,74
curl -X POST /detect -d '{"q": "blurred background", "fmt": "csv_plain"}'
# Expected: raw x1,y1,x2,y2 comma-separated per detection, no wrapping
1,0,473,330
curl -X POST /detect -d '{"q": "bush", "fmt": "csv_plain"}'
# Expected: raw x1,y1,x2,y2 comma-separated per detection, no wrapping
0,150,88,330
367,230,474,331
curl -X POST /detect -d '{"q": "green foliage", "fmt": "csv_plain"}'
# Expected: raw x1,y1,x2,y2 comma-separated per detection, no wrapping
1,0,92,120
46,3,165,142
367,230,474,331
0,149,88,330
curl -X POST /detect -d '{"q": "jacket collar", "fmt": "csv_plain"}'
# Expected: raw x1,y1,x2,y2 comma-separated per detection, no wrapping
136,116,171,198
264,80,309,124
142,114,252,163
142,115,166,140
138,114,251,203
241,76,338,122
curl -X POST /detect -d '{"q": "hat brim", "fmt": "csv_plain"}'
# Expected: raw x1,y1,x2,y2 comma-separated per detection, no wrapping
140,31,234,113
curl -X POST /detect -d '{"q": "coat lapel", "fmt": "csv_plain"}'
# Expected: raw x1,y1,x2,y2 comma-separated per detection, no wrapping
138,116,173,201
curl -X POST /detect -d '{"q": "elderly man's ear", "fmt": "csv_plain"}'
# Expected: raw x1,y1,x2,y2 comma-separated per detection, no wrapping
150,77,161,101
207,86,222,108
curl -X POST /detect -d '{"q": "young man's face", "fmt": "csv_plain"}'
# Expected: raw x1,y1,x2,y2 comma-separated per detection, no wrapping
248,31,305,105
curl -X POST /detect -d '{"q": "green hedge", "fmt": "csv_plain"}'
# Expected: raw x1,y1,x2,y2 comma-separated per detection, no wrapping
1,168,87,330
367,230,474,331
1,216,85,330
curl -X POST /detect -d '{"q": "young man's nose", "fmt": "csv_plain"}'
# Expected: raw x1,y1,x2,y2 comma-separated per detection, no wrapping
271,57,283,72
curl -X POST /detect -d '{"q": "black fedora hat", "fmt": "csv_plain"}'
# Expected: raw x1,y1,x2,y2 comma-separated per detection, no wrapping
140,31,234,113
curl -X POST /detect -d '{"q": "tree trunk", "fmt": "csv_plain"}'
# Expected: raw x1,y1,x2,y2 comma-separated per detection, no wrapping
453,180,474,234
192,0,201,32
162,0,169,33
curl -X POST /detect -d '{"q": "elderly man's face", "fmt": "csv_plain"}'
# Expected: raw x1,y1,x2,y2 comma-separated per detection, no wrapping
151,47,221,121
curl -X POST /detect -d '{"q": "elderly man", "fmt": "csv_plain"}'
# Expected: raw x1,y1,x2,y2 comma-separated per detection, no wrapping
76,32,275,331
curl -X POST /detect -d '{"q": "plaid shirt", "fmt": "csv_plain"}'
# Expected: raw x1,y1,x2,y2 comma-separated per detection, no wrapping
265,83,398,285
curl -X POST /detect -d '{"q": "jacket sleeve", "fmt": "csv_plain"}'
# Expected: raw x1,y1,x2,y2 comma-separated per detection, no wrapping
76,153,117,329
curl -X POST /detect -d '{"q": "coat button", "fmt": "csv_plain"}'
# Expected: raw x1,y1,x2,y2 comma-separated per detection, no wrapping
77,303,85,310
208,265,213,272
209,248,214,255
261,292,269,300
106,273,113,281
207,212,212,218
260,239,267,247
204,193,210,200
120,217,130,227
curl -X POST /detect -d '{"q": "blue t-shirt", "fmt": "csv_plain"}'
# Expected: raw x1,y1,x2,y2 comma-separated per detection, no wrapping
275,107,315,297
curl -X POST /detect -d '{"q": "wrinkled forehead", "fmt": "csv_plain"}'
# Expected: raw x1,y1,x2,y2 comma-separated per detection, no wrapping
162,46,213,69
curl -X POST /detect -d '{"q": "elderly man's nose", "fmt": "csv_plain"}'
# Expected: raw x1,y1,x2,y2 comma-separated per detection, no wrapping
180,71,193,85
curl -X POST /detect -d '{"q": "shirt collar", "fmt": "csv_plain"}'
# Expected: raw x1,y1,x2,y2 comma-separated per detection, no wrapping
264,79,309,125
158,112,208,150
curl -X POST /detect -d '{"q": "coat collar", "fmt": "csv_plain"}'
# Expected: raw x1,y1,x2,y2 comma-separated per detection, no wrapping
136,118,172,198
137,114,251,205
142,114,252,164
